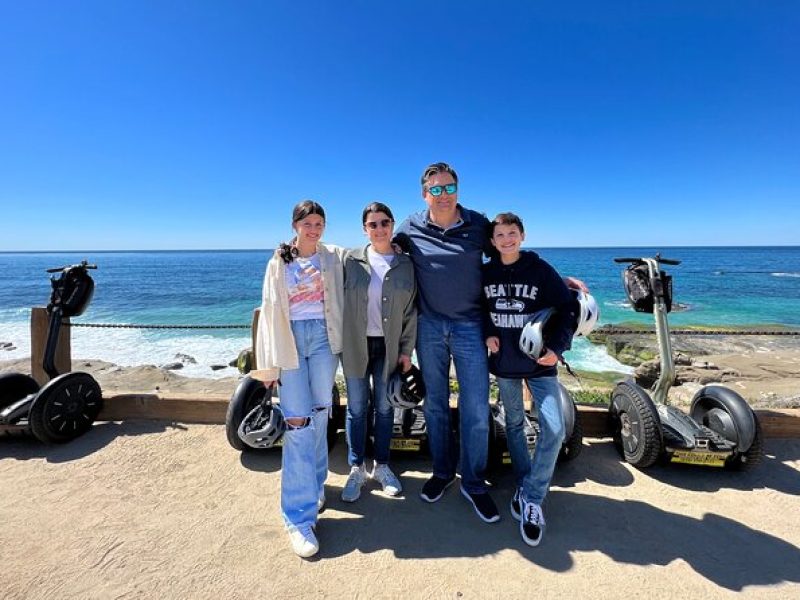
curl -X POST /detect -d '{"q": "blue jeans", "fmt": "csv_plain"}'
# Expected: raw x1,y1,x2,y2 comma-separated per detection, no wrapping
345,337,393,466
497,375,564,505
279,319,339,528
416,314,490,494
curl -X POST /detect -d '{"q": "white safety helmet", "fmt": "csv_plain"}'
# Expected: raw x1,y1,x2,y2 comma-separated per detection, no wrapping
518,308,556,359
387,365,426,410
572,290,600,337
238,400,286,449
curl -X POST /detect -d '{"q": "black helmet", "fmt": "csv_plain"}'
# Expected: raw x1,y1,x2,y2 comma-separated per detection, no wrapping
387,365,426,410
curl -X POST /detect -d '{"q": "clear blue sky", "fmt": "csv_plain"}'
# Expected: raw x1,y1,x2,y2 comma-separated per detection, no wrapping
1,1,798,250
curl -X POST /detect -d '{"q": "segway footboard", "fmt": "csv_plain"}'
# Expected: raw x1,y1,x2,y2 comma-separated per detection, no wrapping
388,406,429,454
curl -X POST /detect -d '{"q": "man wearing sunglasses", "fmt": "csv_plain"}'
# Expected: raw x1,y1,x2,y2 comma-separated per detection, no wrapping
394,162,500,523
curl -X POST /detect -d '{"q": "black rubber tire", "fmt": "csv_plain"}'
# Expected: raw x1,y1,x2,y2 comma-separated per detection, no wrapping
690,385,757,453
0,372,40,410
225,375,269,451
726,413,764,471
690,385,764,471
487,404,502,472
226,379,340,453
29,372,102,443
558,403,583,463
608,381,663,468
326,385,341,452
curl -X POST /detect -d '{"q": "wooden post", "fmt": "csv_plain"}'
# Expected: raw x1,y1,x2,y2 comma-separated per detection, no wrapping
30,307,71,385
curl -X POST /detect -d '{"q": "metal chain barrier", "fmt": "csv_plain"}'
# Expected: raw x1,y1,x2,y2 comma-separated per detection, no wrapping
66,323,249,330
64,322,800,335
595,325,800,336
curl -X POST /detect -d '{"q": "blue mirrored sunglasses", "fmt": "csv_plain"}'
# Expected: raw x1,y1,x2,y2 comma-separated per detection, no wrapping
426,183,458,196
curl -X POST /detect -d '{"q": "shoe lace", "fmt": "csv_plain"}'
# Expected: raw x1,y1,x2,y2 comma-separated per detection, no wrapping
524,502,543,526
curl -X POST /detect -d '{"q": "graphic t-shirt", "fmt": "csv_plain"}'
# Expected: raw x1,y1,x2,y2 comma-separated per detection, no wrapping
366,246,396,336
285,253,325,320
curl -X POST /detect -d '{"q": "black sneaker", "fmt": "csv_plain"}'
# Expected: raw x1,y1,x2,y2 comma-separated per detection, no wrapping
520,497,545,546
460,487,500,523
510,488,522,521
420,475,456,503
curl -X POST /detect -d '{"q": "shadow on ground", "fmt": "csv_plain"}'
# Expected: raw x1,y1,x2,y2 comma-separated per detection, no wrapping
318,439,800,591
0,419,182,463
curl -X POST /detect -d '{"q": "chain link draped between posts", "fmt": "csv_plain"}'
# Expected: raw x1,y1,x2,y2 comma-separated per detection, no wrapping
66,323,249,330
65,322,800,335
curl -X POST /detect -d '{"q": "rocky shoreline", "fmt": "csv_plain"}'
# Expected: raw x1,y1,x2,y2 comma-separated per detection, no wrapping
587,326,800,408
3,325,800,409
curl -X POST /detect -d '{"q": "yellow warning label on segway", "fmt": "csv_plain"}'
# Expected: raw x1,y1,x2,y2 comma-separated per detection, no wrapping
670,450,727,467
391,438,421,451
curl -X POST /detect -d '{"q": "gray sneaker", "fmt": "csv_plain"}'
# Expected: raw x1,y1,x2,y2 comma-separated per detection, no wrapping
341,464,367,502
371,463,402,496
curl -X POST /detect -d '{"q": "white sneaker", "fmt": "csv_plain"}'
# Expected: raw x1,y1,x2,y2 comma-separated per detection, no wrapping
371,463,402,496
341,464,367,502
287,524,319,558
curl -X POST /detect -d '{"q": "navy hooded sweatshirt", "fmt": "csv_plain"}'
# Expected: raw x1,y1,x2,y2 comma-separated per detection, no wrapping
482,250,576,379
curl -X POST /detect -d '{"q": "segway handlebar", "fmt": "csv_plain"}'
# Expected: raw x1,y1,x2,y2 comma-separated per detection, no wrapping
613,256,681,266
46,261,98,273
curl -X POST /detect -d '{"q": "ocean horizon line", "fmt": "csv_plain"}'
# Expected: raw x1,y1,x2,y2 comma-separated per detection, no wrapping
2,244,799,255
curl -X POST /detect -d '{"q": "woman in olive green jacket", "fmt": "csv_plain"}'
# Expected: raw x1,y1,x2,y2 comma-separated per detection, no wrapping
340,202,417,502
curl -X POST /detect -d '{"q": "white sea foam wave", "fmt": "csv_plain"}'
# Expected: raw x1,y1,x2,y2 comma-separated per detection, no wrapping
4,320,633,378
771,272,800,278
563,337,634,374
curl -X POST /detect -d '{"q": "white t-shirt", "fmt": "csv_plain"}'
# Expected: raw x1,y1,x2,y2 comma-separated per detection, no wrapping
366,246,396,336
285,253,325,320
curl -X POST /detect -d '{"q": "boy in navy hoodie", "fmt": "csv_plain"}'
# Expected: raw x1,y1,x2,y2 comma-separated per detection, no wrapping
482,212,575,547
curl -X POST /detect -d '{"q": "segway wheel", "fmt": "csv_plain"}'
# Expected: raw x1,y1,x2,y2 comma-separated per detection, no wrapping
690,385,763,471
0,372,40,410
225,375,268,451
558,404,583,463
29,372,103,443
608,381,663,468
327,384,341,452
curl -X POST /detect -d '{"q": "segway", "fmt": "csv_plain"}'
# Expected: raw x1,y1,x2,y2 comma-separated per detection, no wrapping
608,255,763,470
489,383,583,470
374,365,430,455
0,261,103,443
225,375,342,452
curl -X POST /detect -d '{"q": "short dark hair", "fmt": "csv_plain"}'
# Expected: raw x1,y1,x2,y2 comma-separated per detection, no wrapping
292,200,326,224
420,162,459,187
490,212,525,236
361,201,395,224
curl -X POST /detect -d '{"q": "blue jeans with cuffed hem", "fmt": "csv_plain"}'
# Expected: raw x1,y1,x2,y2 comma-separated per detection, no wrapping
497,375,564,505
345,336,392,466
279,319,339,529
416,314,490,494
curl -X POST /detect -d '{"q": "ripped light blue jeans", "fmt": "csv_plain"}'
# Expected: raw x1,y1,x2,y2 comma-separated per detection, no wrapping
497,375,565,505
279,319,339,528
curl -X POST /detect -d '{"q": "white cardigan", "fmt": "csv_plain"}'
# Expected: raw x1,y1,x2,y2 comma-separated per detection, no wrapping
252,243,345,381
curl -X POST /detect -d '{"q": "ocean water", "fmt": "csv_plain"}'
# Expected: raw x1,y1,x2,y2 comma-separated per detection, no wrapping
1,247,798,378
